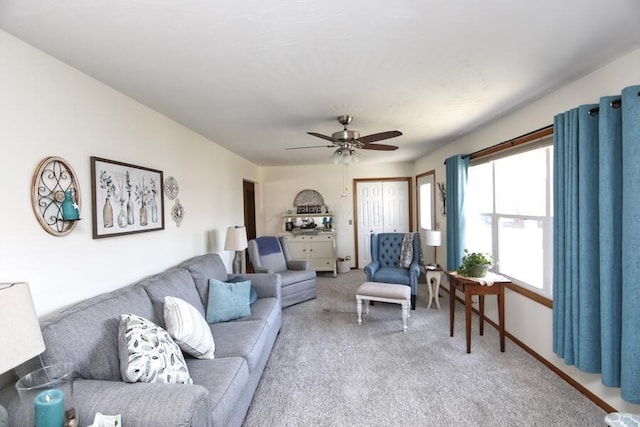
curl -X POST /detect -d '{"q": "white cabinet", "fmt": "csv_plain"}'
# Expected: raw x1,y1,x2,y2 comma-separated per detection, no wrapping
282,233,337,277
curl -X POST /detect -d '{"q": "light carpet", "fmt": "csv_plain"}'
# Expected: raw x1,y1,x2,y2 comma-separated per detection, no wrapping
243,269,606,426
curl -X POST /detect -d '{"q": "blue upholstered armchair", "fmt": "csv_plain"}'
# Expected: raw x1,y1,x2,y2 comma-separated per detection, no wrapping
364,233,421,309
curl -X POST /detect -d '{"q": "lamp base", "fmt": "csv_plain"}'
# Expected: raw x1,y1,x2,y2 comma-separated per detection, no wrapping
232,251,243,274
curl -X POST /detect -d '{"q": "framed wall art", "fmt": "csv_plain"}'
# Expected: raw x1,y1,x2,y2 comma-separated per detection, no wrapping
90,157,164,239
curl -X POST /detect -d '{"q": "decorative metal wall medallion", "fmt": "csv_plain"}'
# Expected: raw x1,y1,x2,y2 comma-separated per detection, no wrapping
31,156,81,236
171,198,184,227
164,176,179,200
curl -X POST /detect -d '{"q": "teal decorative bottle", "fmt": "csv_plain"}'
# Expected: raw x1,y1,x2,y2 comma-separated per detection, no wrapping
60,190,80,221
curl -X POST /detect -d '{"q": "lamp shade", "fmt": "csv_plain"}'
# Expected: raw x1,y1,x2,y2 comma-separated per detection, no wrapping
0,283,45,374
424,229,442,247
224,226,248,251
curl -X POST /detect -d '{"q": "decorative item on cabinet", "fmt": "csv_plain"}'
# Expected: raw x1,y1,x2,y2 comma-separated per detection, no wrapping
31,156,82,236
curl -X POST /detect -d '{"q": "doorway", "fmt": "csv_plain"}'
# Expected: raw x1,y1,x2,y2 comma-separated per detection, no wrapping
353,177,412,268
243,180,256,273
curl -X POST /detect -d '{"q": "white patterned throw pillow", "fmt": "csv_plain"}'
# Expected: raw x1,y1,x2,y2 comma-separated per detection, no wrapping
164,296,215,359
118,313,192,384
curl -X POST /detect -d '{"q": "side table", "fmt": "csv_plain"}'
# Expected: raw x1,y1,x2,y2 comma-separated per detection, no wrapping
423,266,442,310
445,271,509,353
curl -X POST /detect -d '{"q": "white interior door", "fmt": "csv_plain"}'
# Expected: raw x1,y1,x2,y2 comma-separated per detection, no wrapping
356,181,384,267
356,179,410,268
382,180,409,233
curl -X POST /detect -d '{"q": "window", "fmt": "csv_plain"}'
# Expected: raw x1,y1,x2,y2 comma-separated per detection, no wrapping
416,170,436,265
466,139,553,298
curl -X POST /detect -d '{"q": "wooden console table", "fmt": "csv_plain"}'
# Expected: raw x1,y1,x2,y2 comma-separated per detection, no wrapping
446,271,509,353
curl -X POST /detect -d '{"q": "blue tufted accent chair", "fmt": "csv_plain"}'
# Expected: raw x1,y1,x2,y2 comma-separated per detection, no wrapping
364,233,421,309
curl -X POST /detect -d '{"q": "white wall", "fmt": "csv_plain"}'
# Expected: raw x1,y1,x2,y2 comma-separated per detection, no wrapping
0,30,259,317
3,24,640,412
414,47,640,413
260,162,414,266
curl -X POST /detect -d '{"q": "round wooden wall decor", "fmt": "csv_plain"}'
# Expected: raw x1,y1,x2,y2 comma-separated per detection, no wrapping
31,156,82,236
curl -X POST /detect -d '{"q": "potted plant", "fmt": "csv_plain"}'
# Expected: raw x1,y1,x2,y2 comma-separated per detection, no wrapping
457,249,493,277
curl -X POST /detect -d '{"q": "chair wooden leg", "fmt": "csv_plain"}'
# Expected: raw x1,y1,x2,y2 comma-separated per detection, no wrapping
411,294,416,310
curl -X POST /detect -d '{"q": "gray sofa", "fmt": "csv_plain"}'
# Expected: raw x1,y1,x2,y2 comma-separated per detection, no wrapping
0,253,282,427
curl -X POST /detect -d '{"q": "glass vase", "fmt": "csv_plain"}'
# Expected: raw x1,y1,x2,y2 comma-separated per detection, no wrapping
150,197,158,223
117,201,127,228
126,195,134,225
103,198,113,228
15,363,75,427
60,190,79,221
140,203,148,226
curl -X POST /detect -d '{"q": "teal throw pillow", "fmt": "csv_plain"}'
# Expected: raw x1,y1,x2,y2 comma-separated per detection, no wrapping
228,275,258,304
207,278,252,323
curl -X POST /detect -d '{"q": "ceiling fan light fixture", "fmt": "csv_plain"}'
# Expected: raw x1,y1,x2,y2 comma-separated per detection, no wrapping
331,146,359,165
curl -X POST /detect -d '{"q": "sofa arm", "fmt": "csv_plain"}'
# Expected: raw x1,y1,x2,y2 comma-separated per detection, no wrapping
74,379,209,427
286,259,309,270
0,378,210,427
241,272,281,300
363,260,380,280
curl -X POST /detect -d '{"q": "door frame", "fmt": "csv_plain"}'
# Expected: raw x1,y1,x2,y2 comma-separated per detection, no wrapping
242,180,257,273
352,177,413,269
415,169,437,265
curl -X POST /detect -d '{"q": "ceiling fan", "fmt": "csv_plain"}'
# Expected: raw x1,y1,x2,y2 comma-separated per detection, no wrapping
286,115,402,158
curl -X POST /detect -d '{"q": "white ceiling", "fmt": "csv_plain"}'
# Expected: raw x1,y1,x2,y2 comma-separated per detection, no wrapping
2,1,640,166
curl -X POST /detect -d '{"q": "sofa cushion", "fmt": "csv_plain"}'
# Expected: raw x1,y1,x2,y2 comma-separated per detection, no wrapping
15,284,155,381
118,313,192,384
179,254,230,310
164,296,215,359
206,278,251,323
373,267,412,286
186,357,250,427
237,297,280,323
210,320,269,372
142,268,204,328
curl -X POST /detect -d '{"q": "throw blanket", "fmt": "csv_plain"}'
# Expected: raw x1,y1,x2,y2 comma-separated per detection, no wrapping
399,233,414,268
256,236,281,256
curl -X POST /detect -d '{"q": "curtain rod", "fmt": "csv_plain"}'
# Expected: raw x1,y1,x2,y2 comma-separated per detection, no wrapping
588,98,621,116
443,124,554,165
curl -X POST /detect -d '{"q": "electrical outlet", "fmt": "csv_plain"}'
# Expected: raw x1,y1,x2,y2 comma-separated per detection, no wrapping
471,295,479,308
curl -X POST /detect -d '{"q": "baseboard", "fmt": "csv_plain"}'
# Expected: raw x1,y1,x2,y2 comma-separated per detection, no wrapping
440,287,617,413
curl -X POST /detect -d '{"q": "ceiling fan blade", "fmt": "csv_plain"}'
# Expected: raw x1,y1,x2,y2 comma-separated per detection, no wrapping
360,143,399,151
307,132,334,142
285,145,334,150
358,130,402,144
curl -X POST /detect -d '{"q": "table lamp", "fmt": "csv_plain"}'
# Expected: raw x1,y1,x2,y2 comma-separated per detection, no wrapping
224,226,248,274
424,229,442,268
0,283,46,425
